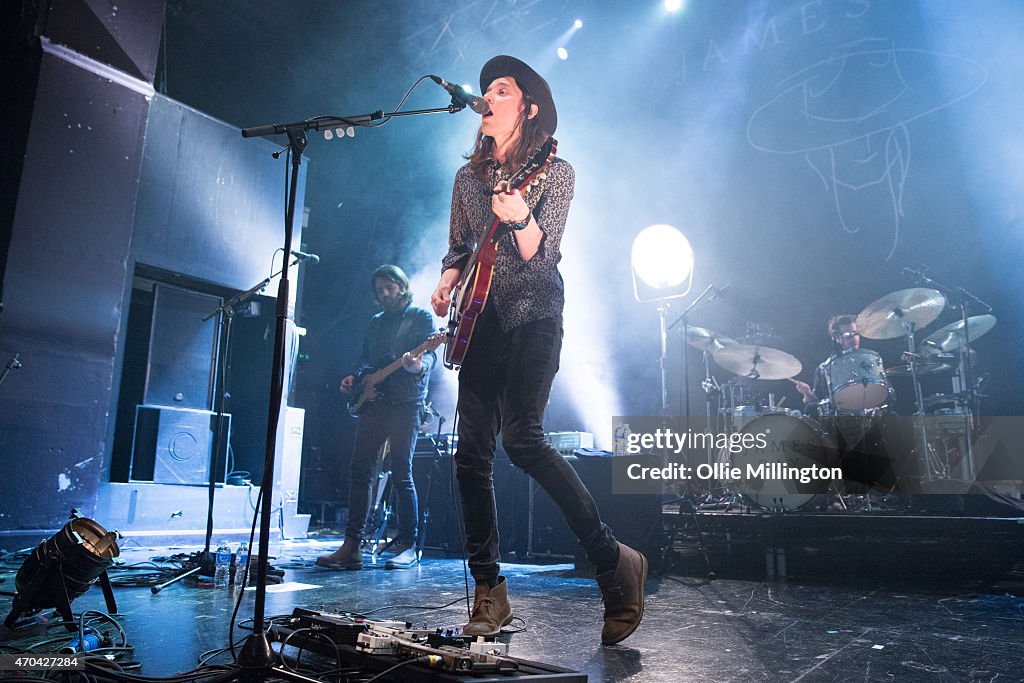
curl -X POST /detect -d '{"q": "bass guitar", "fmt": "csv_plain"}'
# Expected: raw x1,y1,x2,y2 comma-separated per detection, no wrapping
444,137,557,368
347,331,447,416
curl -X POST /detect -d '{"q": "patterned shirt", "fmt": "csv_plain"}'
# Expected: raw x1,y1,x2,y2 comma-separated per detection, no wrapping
442,156,574,332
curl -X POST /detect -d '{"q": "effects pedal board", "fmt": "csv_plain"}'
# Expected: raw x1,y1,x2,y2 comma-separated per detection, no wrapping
272,608,586,682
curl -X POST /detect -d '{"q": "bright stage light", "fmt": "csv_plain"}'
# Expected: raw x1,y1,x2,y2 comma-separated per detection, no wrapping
665,0,684,12
557,47,569,61
574,19,583,29
631,225,695,413
631,224,694,296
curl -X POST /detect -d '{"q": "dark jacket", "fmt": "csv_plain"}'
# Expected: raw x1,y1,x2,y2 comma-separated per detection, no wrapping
356,304,436,405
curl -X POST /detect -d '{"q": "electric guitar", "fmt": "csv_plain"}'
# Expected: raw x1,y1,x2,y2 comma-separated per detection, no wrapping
346,331,447,416
444,137,557,368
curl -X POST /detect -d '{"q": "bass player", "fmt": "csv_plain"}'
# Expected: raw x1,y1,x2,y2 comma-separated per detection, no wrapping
317,264,436,571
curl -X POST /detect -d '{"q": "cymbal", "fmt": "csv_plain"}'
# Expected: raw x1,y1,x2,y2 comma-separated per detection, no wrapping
920,314,996,353
856,288,946,339
713,345,802,380
684,326,738,353
884,363,953,377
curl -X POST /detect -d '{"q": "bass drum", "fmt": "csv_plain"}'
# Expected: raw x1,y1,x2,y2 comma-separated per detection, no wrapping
718,414,837,512
727,405,799,433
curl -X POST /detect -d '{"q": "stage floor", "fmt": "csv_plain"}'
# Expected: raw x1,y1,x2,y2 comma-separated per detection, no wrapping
2,536,1023,682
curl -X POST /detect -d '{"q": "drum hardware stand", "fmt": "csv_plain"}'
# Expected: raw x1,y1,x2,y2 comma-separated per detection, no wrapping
700,356,720,468
662,495,716,580
668,283,727,418
897,319,940,482
905,268,993,481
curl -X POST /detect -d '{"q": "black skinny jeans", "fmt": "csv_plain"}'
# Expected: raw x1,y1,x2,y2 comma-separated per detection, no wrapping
345,400,420,544
455,307,617,584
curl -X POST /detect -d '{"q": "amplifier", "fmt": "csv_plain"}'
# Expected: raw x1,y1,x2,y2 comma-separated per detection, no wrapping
544,431,593,456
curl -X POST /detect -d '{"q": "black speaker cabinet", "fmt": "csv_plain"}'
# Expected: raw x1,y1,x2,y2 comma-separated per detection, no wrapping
571,453,664,570
412,442,529,558
130,405,229,485
411,439,662,565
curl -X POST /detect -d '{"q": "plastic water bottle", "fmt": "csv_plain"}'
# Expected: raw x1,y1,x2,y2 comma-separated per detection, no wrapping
214,542,231,588
234,541,249,590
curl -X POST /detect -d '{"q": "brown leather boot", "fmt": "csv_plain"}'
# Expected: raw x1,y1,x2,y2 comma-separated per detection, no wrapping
315,537,363,570
462,577,513,637
596,542,647,645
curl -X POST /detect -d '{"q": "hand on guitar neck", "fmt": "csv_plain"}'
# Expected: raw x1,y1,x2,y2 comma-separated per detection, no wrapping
400,350,424,373
343,331,447,416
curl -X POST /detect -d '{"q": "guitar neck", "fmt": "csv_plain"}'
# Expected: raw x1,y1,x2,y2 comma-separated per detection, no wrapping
456,139,556,288
366,336,439,384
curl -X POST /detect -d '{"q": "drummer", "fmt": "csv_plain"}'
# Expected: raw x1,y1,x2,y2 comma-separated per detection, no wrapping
793,314,861,407
794,314,902,492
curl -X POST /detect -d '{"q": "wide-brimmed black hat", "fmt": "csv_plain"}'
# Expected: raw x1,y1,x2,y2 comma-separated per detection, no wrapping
479,55,557,136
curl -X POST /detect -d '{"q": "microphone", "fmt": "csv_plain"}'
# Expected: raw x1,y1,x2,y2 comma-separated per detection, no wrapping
291,250,320,264
429,75,490,115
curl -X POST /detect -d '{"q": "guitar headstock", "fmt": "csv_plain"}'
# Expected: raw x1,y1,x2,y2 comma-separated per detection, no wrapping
421,330,449,353
507,137,557,190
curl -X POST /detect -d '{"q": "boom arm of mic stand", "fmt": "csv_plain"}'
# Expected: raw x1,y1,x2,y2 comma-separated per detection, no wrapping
667,284,714,331
241,104,469,139
906,271,992,313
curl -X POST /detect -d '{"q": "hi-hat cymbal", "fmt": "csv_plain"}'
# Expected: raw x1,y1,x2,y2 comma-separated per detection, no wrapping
684,326,738,353
856,288,946,339
920,314,997,353
713,345,802,380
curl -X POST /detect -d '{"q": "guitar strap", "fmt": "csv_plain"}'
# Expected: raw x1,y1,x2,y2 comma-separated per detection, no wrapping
389,307,415,359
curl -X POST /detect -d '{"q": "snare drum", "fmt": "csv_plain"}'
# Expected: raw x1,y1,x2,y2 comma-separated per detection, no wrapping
827,349,889,412
718,414,837,511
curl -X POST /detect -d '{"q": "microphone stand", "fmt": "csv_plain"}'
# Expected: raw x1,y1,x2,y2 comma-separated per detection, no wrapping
218,100,471,682
153,260,304,595
905,269,991,480
0,354,21,388
668,284,717,420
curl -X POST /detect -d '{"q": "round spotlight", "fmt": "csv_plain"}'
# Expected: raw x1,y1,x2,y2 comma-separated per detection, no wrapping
556,47,569,61
4,512,120,630
574,19,583,29
631,224,694,291
665,0,684,12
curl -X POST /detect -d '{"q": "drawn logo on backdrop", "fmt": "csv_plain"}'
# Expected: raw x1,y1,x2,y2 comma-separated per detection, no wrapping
747,38,986,260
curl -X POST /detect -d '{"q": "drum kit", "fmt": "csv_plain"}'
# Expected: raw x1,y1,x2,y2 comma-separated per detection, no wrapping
685,288,997,513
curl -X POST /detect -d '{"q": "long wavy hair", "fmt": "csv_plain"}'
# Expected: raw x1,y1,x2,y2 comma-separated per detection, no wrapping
466,85,549,183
